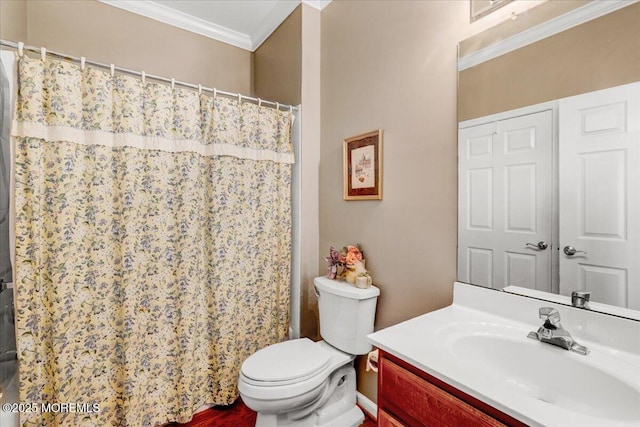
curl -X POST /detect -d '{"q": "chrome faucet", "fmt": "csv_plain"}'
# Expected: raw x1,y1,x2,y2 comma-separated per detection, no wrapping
571,290,591,309
527,307,590,355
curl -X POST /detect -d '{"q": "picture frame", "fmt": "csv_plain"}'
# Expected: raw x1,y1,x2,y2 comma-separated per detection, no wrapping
343,129,383,200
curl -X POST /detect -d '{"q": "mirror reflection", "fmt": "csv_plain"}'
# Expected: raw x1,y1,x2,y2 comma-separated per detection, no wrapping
457,2,640,316
470,0,513,22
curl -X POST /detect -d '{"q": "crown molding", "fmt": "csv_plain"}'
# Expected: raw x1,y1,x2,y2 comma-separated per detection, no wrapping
458,0,637,71
251,1,333,49
99,0,252,50
99,0,333,52
250,1,301,51
302,0,333,11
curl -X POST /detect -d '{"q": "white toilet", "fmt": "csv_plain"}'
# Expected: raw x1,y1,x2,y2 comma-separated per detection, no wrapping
238,276,380,427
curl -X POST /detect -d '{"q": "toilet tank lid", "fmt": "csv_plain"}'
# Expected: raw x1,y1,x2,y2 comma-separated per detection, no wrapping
314,276,380,300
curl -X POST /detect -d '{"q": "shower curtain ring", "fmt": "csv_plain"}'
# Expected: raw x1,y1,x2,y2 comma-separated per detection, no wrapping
40,47,46,61
110,64,115,77
80,57,86,71
17,42,24,57
141,71,146,85
258,98,262,107
238,94,242,104
171,78,175,90
198,84,202,95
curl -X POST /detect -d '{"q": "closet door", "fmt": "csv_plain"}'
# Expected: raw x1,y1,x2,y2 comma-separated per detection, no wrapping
459,110,553,291
559,82,640,309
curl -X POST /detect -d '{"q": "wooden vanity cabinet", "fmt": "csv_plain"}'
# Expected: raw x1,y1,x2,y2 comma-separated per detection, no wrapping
377,350,528,427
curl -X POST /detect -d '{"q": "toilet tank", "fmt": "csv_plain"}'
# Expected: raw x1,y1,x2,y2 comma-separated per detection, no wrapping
314,276,380,355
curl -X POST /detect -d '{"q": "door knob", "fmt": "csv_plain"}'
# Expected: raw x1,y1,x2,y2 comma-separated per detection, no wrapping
563,246,587,256
526,241,548,250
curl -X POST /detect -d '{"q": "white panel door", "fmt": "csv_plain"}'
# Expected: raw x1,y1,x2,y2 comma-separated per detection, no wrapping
559,82,640,309
459,110,553,291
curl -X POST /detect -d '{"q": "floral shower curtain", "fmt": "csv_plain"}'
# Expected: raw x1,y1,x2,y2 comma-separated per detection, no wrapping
12,55,293,427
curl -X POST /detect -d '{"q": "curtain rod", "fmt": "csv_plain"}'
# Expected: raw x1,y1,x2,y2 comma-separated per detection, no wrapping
0,39,298,112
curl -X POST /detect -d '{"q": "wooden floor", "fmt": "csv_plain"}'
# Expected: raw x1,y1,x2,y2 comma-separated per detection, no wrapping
171,399,376,427
168,399,256,427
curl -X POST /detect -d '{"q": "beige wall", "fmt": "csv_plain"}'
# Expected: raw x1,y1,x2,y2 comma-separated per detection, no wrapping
19,0,252,94
459,3,640,121
0,0,27,42
318,0,573,404
298,4,322,340
321,0,471,403
254,5,302,105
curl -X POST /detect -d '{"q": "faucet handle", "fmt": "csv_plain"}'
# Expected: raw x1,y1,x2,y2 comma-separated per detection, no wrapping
538,307,561,328
571,291,591,309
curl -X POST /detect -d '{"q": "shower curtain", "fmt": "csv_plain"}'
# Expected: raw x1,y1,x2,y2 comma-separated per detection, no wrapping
12,55,293,427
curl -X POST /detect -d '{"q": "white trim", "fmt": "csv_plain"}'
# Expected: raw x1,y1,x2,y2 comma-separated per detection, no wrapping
250,1,301,52
356,391,377,421
99,0,333,52
98,0,253,51
289,105,302,340
458,0,637,71
302,0,333,11
12,121,295,164
251,1,334,50
458,99,558,129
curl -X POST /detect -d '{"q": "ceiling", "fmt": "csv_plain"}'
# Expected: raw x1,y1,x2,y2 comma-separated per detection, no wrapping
99,0,332,52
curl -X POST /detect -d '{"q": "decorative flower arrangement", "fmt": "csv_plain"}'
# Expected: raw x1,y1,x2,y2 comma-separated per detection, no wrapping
323,244,370,285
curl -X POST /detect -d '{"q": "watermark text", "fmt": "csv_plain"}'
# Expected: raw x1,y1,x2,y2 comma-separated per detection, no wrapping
2,402,100,413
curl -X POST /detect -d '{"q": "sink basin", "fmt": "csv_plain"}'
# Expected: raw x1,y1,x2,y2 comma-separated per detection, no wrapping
443,324,640,422
368,283,640,427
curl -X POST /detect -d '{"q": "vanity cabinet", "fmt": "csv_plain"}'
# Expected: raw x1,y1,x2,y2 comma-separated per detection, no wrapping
377,351,527,427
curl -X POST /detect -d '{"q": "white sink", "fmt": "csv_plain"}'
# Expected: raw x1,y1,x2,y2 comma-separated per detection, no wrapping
368,282,640,427
441,322,640,422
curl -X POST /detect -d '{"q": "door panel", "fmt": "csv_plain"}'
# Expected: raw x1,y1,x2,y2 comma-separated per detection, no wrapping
559,82,640,309
579,265,628,307
506,163,536,232
468,168,493,230
581,150,626,239
505,252,536,289
468,247,493,287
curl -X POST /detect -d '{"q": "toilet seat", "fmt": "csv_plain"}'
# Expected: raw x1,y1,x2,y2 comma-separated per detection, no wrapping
238,339,354,402
241,338,332,386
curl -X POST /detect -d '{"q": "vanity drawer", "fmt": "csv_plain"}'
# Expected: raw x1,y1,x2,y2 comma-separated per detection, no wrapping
379,356,506,427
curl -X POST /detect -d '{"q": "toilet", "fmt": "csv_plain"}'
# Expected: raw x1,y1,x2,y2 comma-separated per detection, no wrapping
238,276,380,427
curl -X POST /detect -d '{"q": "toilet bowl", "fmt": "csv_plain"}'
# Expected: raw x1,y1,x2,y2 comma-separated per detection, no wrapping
239,339,361,427
238,277,380,427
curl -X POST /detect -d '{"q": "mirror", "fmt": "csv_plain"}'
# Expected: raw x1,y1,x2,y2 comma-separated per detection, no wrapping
457,1,640,319
470,0,513,22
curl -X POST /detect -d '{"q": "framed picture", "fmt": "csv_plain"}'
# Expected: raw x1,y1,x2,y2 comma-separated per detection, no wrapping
343,129,383,200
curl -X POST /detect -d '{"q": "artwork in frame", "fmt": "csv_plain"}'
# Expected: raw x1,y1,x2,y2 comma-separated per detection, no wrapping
343,129,383,200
